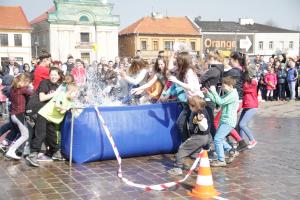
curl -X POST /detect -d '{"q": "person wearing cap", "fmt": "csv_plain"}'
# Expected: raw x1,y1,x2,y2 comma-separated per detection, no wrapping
286,56,298,101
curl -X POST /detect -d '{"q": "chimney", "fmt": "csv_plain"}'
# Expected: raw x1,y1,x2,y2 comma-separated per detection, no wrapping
151,12,163,19
239,18,254,25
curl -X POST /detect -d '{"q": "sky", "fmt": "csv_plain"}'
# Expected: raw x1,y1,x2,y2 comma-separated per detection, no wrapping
1,0,300,31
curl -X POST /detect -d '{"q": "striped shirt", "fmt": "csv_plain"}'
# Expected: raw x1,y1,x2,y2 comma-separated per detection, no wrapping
206,88,239,128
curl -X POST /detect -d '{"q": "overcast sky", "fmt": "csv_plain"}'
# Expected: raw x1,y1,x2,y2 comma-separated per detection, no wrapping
1,0,300,31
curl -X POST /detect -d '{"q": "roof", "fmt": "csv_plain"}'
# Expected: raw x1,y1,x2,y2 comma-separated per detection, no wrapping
119,16,200,36
0,6,31,30
30,6,55,25
195,21,298,33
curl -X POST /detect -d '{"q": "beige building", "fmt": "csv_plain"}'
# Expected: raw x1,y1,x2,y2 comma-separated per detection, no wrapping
0,6,32,66
119,14,201,58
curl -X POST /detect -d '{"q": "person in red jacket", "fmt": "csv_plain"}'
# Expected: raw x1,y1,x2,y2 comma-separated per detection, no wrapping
238,64,259,149
264,66,277,101
33,51,51,90
71,59,86,86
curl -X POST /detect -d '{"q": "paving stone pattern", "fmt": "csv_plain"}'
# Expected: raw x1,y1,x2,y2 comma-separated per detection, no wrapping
0,101,299,200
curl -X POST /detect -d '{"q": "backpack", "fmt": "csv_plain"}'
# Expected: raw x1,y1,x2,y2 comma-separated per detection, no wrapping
25,94,46,121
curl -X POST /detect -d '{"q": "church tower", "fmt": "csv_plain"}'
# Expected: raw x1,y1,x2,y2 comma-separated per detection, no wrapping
31,0,120,62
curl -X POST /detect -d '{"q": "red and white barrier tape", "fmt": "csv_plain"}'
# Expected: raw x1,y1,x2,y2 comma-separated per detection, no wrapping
94,107,229,200
94,107,202,191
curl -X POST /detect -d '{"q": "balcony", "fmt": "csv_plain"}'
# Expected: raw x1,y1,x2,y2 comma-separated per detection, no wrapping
75,42,94,49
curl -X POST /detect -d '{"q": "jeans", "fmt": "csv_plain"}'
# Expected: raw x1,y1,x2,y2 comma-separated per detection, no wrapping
214,123,233,162
239,108,257,142
278,83,286,99
288,81,296,100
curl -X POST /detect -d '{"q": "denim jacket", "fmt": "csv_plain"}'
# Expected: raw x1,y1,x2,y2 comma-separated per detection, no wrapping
277,69,287,84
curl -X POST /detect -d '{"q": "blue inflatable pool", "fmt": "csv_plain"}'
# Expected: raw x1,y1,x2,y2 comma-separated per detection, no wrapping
61,102,182,164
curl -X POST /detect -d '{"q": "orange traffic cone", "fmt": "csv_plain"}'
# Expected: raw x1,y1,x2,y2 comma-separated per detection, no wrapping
188,150,220,198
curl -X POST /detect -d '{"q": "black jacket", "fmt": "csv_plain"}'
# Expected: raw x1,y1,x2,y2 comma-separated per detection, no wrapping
188,108,211,136
200,64,224,88
224,67,243,100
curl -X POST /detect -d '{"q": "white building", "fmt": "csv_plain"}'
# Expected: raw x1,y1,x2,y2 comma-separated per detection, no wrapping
31,0,120,63
0,6,32,66
255,33,299,56
194,17,300,57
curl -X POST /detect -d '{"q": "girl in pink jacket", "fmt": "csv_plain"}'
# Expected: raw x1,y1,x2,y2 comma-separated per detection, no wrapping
264,67,277,101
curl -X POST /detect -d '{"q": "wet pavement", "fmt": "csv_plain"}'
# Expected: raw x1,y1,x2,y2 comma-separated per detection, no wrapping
0,101,300,200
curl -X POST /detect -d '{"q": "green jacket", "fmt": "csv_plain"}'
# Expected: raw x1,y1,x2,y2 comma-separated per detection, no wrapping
206,88,239,128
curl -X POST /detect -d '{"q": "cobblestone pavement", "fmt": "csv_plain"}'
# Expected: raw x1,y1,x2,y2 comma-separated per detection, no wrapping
0,101,299,200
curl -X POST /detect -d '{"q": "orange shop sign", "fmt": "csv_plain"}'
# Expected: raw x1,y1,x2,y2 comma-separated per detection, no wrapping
204,38,236,50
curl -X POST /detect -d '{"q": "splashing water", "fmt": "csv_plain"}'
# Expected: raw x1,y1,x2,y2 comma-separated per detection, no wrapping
74,66,124,108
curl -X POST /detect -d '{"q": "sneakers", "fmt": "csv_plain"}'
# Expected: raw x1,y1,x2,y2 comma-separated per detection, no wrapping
37,153,53,162
236,139,248,152
208,150,217,161
248,140,257,149
227,149,239,164
52,151,66,161
5,149,21,160
167,167,183,176
26,152,40,167
210,160,227,167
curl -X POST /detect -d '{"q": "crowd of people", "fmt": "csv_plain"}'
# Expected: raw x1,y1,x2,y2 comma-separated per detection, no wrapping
0,48,299,172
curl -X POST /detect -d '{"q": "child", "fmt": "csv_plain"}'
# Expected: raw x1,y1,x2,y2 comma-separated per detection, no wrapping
26,83,78,167
0,78,7,116
167,96,210,175
71,59,86,86
142,66,163,103
5,73,34,159
239,67,259,149
277,64,287,101
203,76,239,167
264,67,277,101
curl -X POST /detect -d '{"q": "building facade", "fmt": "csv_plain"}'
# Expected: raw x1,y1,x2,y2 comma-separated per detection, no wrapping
195,18,300,57
31,0,119,63
0,6,32,66
119,14,201,58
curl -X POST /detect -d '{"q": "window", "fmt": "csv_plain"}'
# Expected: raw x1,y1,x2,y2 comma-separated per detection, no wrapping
191,41,196,51
0,34,8,46
289,41,294,49
279,41,284,50
15,57,23,65
79,15,89,22
268,41,273,50
258,41,263,50
14,34,22,47
1,57,8,67
164,41,174,51
80,32,90,43
153,41,158,51
140,41,147,50
81,52,90,64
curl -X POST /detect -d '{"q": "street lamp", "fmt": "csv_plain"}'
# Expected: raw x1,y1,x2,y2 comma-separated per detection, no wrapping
234,29,240,51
